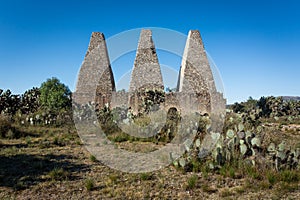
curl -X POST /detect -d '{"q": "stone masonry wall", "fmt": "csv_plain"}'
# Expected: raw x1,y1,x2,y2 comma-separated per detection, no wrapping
177,30,216,95
129,29,164,92
74,32,115,106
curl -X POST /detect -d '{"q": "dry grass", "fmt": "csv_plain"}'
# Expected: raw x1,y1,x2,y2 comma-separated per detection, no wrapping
0,124,300,199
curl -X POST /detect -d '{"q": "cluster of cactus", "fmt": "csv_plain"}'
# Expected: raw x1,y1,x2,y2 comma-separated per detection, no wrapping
267,141,300,171
0,88,40,116
210,125,263,168
13,108,72,126
0,89,22,115
20,87,40,114
175,110,300,171
72,102,98,123
138,89,165,114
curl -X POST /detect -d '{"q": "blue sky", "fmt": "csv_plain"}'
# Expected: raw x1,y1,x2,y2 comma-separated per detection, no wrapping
0,0,299,104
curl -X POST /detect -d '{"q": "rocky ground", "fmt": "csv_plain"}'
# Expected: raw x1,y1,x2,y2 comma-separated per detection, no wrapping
0,124,300,199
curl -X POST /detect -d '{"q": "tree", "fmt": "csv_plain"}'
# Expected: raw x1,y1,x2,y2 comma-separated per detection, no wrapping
39,77,71,112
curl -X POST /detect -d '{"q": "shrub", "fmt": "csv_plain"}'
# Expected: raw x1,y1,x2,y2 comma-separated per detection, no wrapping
0,115,11,136
0,115,16,138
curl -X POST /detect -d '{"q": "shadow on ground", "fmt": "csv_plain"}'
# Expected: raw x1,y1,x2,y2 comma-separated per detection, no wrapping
0,153,90,190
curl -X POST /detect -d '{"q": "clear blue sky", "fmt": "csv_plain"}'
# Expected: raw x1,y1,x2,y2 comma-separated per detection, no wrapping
0,0,299,104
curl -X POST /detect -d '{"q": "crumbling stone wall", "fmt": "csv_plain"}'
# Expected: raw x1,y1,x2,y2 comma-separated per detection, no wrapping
163,92,211,115
111,90,129,108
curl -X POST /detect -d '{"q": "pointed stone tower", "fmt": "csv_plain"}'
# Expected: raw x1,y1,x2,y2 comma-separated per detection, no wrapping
129,29,164,92
74,32,115,106
177,30,216,95
176,30,218,114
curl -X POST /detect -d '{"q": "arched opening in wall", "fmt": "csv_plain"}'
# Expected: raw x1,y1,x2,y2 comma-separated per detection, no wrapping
156,107,180,143
167,107,179,121
202,112,209,117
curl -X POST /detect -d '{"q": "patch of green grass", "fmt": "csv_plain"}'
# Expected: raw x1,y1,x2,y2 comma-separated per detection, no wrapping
239,162,262,180
220,188,232,197
76,140,82,145
109,133,132,143
201,183,217,194
266,170,277,186
48,167,69,181
1,146,18,155
229,167,235,178
53,136,65,146
140,172,153,181
185,175,198,190
108,174,119,184
191,159,201,173
90,155,97,162
234,186,245,194
258,180,271,190
198,162,212,179
85,178,95,191
279,170,299,183
274,182,299,197
25,136,32,145
219,163,238,179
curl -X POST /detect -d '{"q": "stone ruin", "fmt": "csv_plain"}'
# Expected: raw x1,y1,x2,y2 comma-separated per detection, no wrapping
72,30,300,172
73,29,226,118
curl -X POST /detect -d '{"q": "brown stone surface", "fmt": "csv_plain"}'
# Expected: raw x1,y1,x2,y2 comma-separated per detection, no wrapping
177,30,225,115
129,29,164,92
74,32,115,106
178,30,216,93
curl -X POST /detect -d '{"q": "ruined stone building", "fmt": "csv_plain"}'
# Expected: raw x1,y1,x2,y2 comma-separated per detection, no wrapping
73,29,226,116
